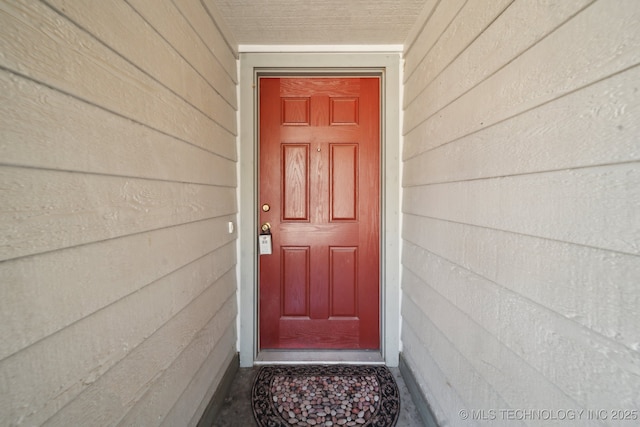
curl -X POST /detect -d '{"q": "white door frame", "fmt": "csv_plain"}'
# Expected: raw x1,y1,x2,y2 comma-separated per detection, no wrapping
238,51,401,367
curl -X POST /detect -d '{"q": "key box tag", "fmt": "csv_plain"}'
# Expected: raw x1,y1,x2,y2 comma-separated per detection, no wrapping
259,234,272,255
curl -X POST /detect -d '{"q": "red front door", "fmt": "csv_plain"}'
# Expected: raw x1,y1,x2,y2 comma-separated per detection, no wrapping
258,77,380,349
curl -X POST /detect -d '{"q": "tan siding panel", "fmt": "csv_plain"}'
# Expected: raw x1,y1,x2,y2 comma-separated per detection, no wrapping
402,0,439,57
0,71,237,181
0,221,235,360
169,338,237,427
403,215,640,354
403,0,595,110
402,320,460,425
41,278,236,427
125,321,236,426
403,272,591,424
126,0,237,108
43,0,236,123
404,65,640,186
404,272,585,418
1,267,235,426
0,0,238,425
401,0,640,423
402,0,467,82
403,247,640,410
176,0,239,82
397,331,450,424
401,298,504,424
403,0,640,160
0,167,236,261
403,164,640,255
404,0,513,107
0,1,235,151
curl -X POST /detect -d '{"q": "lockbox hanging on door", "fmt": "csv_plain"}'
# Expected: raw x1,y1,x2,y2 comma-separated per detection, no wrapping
259,222,272,255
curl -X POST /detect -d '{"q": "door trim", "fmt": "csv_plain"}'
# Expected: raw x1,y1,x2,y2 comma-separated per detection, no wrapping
238,52,401,367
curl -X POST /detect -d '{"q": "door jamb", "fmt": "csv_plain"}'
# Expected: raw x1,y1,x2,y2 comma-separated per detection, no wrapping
238,52,401,367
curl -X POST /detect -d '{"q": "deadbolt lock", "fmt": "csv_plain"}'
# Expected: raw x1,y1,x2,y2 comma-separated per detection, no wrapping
262,203,270,212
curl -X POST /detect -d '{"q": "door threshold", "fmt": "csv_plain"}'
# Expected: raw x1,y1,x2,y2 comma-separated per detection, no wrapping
255,350,385,365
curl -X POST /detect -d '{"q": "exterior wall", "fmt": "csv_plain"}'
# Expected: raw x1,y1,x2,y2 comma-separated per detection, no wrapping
0,1,238,425
401,1,640,425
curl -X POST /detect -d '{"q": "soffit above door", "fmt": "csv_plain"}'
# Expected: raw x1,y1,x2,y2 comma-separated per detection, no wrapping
208,0,428,45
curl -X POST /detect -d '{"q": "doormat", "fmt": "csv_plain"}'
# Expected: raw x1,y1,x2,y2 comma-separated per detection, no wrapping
251,365,400,426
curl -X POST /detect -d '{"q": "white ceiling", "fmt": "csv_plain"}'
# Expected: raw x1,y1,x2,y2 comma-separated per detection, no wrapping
210,0,428,46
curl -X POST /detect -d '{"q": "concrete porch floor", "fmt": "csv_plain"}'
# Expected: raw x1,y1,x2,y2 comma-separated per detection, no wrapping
210,366,424,426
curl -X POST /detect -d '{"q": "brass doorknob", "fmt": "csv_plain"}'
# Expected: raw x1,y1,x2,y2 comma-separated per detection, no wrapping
261,222,271,233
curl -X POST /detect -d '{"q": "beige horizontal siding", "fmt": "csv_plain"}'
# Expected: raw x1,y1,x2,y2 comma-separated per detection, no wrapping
403,0,595,111
0,0,238,425
403,65,640,186
125,0,238,107
403,0,467,79
0,227,235,360
403,0,514,93
403,164,639,254
401,0,640,425
0,1,235,150
0,167,236,261
403,216,640,352
0,71,237,179
404,0,638,160
178,0,239,81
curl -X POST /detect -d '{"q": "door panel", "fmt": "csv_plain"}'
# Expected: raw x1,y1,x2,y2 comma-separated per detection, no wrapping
282,144,309,220
331,144,358,220
259,77,380,349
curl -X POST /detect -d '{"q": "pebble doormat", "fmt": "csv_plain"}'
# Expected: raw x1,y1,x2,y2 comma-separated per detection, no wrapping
251,364,400,426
